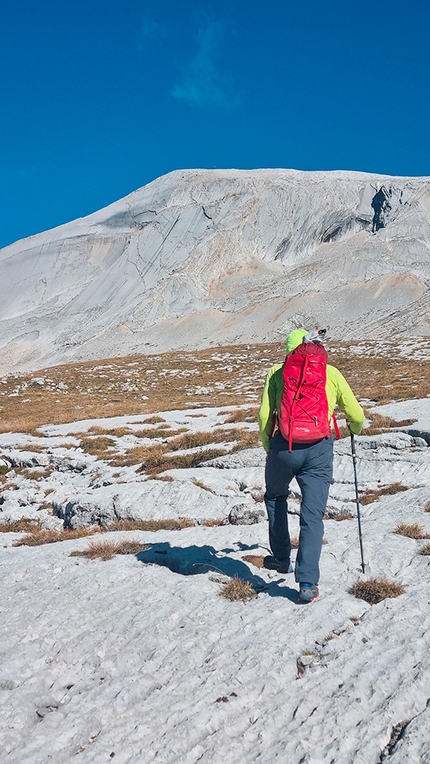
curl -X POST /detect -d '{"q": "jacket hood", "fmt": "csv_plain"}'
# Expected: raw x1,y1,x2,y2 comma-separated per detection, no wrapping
285,329,308,354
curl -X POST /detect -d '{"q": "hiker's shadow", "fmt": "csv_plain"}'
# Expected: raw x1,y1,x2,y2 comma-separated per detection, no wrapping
136,542,298,602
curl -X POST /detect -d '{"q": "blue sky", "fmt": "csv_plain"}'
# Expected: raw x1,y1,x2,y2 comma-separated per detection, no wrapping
1,0,429,248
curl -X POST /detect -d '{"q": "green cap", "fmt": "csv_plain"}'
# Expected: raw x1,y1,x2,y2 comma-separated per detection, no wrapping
285,328,308,354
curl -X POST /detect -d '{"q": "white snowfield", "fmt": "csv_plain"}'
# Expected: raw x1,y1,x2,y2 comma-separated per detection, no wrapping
1,168,430,375
1,401,430,763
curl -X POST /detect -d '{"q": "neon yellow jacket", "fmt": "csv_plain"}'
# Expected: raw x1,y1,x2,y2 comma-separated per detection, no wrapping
258,362,365,452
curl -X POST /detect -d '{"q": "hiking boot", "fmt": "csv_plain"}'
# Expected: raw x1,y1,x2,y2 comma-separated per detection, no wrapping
298,583,319,603
263,556,293,574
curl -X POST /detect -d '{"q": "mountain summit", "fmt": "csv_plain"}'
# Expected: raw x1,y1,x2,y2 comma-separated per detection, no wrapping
1,168,430,374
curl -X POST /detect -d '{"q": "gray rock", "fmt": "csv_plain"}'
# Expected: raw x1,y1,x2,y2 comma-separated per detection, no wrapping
56,479,229,528
202,448,266,470
334,432,425,455
4,450,50,468
228,501,266,525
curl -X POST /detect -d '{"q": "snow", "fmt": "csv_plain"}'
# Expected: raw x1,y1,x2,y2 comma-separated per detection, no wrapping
1,403,430,762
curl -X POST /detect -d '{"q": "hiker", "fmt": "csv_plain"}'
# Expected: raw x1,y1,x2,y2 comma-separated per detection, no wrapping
258,328,364,603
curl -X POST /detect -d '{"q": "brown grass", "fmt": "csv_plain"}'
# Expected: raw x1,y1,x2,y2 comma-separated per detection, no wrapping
144,474,174,482
419,543,430,555
359,482,409,505
13,528,96,546
136,447,229,474
362,412,418,435
88,425,133,437
425,501,430,513
109,441,231,470
0,519,43,533
80,436,115,457
394,522,430,539
223,407,259,423
19,466,54,481
329,342,430,405
231,430,261,450
168,431,222,451
1,340,429,436
133,428,178,439
70,538,148,560
109,444,168,468
192,480,215,493
241,554,265,568
106,519,194,532
168,427,257,452
219,575,257,601
201,518,226,527
349,577,406,604
325,512,353,521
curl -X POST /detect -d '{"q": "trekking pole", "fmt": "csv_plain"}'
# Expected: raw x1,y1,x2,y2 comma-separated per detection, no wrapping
350,433,366,574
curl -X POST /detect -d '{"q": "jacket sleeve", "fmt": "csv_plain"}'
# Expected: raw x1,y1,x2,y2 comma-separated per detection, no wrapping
331,367,365,435
258,365,281,452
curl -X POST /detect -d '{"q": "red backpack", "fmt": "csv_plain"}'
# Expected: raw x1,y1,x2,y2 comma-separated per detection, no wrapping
278,341,336,450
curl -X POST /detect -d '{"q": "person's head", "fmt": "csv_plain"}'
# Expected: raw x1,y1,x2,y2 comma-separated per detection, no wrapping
285,328,308,354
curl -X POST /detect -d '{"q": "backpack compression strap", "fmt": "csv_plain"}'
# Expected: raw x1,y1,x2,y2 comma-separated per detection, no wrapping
288,353,309,451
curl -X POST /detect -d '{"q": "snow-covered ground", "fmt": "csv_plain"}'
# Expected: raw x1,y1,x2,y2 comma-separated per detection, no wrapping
1,401,430,762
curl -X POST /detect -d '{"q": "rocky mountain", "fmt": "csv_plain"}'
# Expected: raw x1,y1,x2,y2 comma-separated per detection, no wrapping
1,168,430,374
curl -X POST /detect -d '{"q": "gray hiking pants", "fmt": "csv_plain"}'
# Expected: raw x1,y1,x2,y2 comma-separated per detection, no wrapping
264,433,333,585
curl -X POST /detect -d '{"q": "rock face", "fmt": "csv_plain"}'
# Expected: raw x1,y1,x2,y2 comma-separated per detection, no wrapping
1,168,430,374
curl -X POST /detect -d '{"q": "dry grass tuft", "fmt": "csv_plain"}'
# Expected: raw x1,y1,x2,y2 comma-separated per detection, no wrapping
241,554,265,568
362,412,418,435
110,441,231,471
325,512,353,521
349,577,406,604
223,407,259,423
394,522,430,539
419,543,430,556
88,425,133,437
70,538,147,560
136,447,229,474
167,427,258,454
425,501,430,513
109,443,168,468
231,430,261,450
13,528,96,546
219,575,257,602
201,518,226,527
359,482,409,505
192,480,215,493
0,518,43,533
106,518,194,532
80,436,115,458
145,474,174,482
18,466,53,481
133,427,183,440
168,431,220,451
